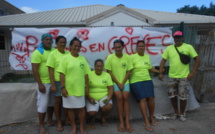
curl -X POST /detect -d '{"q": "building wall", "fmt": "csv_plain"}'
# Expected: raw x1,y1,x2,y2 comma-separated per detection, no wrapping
89,12,150,26
0,0,24,16
0,29,12,78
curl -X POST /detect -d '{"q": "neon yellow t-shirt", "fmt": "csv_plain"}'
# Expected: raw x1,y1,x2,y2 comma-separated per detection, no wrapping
130,53,152,84
88,71,113,101
104,53,133,84
162,43,198,78
46,49,69,81
57,54,90,96
31,49,54,83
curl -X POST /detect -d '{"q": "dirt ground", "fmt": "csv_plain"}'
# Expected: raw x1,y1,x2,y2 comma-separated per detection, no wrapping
0,102,215,134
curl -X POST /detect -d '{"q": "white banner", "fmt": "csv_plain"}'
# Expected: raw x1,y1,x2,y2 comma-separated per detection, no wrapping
9,27,174,70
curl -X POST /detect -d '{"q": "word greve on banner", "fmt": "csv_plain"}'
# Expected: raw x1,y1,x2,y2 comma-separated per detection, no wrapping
9,27,174,70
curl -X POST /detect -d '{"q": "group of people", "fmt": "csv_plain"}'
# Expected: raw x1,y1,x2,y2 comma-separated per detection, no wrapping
31,31,200,134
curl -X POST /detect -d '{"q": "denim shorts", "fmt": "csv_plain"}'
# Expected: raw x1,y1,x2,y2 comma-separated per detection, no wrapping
52,81,62,96
113,83,130,92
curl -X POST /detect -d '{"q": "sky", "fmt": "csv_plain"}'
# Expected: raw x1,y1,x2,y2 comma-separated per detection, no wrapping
6,0,214,13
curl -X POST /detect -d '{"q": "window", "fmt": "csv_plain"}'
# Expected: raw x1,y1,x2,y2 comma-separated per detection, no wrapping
0,35,5,50
0,9,5,16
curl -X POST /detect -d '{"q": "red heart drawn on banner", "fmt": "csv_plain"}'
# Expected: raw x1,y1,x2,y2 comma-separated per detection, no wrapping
125,27,133,35
76,29,89,40
49,29,59,39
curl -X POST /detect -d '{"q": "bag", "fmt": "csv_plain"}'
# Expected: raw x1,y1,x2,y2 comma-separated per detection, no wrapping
175,46,191,64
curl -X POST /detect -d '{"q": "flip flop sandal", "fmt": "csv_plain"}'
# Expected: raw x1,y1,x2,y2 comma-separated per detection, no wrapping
150,119,158,126
38,130,48,134
56,127,64,132
80,131,88,134
118,127,125,132
87,124,95,130
101,121,109,127
126,127,134,133
70,131,76,134
145,126,153,132
46,122,55,127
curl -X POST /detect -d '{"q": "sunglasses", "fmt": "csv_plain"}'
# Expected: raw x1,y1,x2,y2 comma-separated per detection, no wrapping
173,36,182,39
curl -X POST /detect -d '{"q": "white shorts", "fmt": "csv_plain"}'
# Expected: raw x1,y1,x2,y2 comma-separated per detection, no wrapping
37,83,51,113
86,96,113,112
63,95,85,109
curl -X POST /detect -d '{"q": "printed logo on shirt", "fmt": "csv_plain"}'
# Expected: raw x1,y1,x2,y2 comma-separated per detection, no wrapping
144,61,149,66
102,79,107,85
80,62,84,69
122,62,127,69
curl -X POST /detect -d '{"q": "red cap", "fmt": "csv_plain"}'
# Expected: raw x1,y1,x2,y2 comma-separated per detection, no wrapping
173,31,183,36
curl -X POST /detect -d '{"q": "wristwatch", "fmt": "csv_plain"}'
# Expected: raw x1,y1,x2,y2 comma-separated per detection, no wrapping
61,86,65,89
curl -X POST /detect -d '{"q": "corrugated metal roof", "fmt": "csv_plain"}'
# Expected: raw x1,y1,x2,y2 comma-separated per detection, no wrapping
0,4,113,27
133,8,215,24
0,4,215,27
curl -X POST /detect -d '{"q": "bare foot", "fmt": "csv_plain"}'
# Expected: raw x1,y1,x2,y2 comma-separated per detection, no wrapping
70,131,76,134
80,130,88,134
71,124,77,134
126,124,134,133
39,126,48,134
118,123,125,132
144,122,153,132
46,121,55,126
57,121,63,131
150,117,158,126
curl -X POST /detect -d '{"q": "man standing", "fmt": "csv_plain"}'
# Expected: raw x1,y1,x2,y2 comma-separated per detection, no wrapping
31,33,54,134
158,31,200,121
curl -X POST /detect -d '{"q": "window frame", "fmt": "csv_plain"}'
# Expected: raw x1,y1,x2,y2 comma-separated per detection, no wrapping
0,34,6,50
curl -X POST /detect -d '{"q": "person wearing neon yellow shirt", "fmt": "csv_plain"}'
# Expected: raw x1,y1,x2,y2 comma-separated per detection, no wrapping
46,35,69,132
31,33,55,134
57,37,90,134
130,40,160,132
86,59,113,128
159,31,200,122
105,39,133,133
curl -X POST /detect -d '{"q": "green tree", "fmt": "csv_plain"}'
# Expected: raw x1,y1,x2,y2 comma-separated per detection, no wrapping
177,2,215,16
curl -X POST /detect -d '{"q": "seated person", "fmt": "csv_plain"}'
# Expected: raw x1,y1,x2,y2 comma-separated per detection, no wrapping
86,59,114,128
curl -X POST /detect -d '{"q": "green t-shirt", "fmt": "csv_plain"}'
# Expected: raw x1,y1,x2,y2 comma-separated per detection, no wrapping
57,54,90,96
89,71,113,101
46,49,69,81
130,53,152,84
162,43,198,78
31,49,54,83
104,53,133,84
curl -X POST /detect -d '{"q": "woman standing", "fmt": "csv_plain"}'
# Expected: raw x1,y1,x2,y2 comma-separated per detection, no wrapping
57,37,90,134
86,59,113,128
105,39,133,132
130,40,159,132
46,35,70,131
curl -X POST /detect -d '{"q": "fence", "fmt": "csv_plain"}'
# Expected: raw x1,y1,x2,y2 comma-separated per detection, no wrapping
192,35,215,101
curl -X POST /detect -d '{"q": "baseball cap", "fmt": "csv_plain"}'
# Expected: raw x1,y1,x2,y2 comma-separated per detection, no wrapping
173,31,183,37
